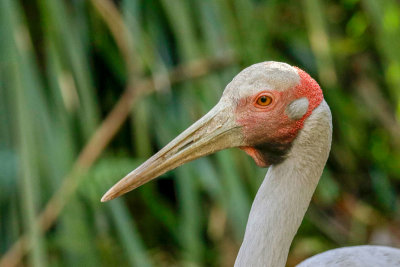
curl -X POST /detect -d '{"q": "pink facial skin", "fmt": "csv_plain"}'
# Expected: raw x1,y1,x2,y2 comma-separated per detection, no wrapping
237,68,323,167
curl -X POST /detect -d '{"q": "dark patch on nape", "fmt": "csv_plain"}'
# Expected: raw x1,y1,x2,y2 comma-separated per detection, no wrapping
254,141,293,165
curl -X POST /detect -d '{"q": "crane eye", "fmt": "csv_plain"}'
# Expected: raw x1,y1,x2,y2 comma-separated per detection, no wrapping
256,95,272,106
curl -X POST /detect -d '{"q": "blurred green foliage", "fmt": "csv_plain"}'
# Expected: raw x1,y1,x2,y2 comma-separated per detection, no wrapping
1,0,400,266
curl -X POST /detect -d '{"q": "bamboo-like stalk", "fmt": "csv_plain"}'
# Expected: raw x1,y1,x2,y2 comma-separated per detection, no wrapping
1,0,48,266
302,0,337,88
0,53,235,267
362,0,400,118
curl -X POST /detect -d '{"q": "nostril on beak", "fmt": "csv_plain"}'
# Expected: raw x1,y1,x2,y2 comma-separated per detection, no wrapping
177,140,194,153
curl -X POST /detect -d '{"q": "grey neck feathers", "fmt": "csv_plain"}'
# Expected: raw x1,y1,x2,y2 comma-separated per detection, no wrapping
235,100,332,267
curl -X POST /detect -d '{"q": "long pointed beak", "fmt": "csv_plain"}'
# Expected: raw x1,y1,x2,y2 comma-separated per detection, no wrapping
101,101,243,202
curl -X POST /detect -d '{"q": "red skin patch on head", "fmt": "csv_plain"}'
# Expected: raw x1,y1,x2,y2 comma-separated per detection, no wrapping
237,67,323,166
288,67,324,136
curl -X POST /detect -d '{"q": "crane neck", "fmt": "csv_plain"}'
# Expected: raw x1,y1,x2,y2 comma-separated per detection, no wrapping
235,100,332,267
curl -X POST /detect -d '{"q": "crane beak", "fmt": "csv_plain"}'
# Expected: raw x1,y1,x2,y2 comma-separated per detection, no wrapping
101,101,243,202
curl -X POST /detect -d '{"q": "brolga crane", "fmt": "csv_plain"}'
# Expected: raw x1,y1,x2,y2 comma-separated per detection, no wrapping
101,62,400,266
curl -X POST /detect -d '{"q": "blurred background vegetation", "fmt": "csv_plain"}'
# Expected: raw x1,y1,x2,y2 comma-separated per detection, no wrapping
1,0,400,266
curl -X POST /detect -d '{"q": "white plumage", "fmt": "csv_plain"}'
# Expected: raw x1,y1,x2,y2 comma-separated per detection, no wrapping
298,246,400,267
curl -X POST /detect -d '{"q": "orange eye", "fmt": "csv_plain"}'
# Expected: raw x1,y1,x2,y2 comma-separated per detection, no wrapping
256,95,272,106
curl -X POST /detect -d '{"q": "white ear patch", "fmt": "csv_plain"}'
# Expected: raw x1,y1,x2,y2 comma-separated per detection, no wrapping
286,97,309,120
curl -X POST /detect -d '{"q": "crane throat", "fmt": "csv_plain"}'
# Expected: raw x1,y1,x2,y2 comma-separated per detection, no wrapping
240,141,293,167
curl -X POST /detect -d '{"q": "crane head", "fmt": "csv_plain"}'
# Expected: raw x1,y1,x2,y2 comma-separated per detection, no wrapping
101,61,323,202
